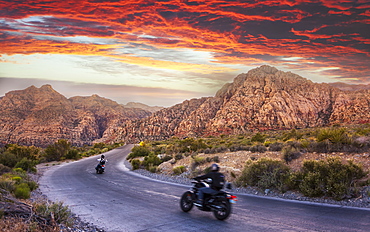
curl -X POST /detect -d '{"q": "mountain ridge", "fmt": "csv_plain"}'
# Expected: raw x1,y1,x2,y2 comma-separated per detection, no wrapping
1,65,369,146
0,86,152,147
108,65,370,143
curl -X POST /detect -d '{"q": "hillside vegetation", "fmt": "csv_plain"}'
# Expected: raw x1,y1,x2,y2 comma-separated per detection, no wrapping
127,124,370,201
0,141,123,230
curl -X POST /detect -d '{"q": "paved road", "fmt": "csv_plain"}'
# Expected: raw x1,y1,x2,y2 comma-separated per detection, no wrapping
39,145,370,232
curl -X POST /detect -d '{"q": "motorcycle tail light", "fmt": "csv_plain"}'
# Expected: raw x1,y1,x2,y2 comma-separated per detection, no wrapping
227,194,238,203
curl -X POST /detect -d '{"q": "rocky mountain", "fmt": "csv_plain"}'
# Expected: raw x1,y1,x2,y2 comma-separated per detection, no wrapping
109,65,370,143
2,66,369,147
123,102,164,113
0,85,151,147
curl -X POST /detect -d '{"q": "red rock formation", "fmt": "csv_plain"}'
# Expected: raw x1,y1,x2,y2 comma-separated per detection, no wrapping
109,65,370,143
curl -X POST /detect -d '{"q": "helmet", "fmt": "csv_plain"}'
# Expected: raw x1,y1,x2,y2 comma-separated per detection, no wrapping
211,163,220,172
101,155,105,159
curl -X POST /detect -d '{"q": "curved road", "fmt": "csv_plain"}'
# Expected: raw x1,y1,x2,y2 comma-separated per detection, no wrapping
39,145,370,232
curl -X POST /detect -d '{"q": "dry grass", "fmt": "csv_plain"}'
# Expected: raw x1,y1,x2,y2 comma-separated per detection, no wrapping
0,217,59,232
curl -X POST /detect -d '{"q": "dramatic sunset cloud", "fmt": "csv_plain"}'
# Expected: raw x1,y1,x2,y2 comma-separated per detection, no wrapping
0,0,369,106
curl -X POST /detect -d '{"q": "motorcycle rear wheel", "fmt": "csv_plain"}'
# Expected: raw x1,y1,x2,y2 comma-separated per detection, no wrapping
180,191,194,212
213,198,231,220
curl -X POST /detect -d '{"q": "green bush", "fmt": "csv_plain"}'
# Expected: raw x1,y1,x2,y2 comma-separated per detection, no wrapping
0,152,18,168
15,158,37,172
127,146,151,160
192,156,206,165
26,180,38,191
295,157,367,200
148,165,158,173
130,159,141,170
11,176,22,183
251,133,266,143
173,166,186,175
64,149,80,160
316,128,351,144
142,154,162,170
236,158,291,192
14,183,31,199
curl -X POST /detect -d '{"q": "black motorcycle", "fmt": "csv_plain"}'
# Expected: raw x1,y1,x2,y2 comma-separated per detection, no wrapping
95,160,106,174
180,179,237,220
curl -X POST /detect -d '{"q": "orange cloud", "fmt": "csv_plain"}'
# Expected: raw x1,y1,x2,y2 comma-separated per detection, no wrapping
0,0,369,83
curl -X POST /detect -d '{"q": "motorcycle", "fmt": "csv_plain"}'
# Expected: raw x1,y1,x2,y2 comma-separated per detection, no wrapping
180,179,238,220
95,160,106,174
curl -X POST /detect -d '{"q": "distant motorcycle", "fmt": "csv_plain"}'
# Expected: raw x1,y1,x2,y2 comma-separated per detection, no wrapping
180,179,237,220
95,159,106,174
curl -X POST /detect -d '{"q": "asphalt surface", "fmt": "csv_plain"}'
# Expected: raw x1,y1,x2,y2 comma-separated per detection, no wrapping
39,145,370,232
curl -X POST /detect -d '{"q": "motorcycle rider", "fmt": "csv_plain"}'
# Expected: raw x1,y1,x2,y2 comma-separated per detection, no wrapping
95,154,107,170
194,163,225,207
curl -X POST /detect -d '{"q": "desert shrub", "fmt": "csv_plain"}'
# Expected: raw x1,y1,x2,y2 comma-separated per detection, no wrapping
229,145,249,152
130,159,141,170
161,155,172,162
127,145,151,160
148,165,158,173
251,133,266,143
249,145,267,153
173,166,187,175
281,129,303,141
26,180,38,191
34,201,74,226
43,139,71,162
0,164,11,175
14,183,31,199
192,156,206,166
295,157,367,200
64,149,80,160
268,142,283,151
213,156,220,163
12,176,22,183
142,154,162,171
281,146,302,164
236,158,291,192
15,158,37,172
316,128,351,144
0,179,15,192
175,154,183,161
0,152,18,168
203,148,211,154
213,146,228,153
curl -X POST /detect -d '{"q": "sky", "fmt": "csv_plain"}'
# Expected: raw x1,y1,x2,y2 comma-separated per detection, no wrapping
0,0,369,107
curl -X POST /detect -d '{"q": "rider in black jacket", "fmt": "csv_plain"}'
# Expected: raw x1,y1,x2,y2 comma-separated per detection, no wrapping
194,164,225,206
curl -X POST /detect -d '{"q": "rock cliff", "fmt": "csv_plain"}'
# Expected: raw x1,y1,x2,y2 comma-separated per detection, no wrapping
110,65,370,143
0,85,151,147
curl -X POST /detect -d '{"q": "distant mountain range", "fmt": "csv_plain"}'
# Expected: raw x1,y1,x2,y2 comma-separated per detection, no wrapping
0,85,155,146
1,65,369,147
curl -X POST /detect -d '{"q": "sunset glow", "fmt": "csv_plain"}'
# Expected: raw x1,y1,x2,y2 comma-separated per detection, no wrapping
1,0,369,106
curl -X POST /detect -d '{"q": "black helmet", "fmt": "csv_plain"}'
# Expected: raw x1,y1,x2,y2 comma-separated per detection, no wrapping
101,155,105,159
211,163,220,172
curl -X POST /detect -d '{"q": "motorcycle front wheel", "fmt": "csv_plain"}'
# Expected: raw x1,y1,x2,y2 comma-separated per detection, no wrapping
180,191,194,212
213,198,231,220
